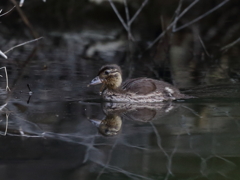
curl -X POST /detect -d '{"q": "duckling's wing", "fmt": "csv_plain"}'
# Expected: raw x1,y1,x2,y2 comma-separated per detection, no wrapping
122,78,157,95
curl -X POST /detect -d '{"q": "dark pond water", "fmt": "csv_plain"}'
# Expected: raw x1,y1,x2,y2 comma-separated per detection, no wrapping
0,58,240,180
1,0,240,180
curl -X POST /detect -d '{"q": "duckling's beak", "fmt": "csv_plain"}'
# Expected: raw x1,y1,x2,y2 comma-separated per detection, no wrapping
88,76,102,87
88,119,102,127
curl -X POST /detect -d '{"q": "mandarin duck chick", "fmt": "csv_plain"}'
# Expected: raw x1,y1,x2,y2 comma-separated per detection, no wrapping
88,64,192,102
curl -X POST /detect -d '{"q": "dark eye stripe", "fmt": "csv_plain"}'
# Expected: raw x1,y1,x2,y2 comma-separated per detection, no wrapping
99,69,118,75
98,65,122,75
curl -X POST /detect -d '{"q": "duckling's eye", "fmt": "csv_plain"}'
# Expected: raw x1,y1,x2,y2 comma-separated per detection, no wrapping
105,71,109,75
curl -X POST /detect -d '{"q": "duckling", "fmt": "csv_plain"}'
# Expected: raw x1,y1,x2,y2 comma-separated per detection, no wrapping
88,64,192,102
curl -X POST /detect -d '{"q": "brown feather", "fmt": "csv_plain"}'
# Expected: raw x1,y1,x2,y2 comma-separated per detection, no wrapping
122,78,156,95
121,77,181,96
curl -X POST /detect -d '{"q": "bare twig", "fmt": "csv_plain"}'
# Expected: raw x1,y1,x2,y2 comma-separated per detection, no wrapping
147,0,199,50
123,0,130,24
19,0,46,7
10,0,39,38
0,103,7,111
146,22,174,50
108,0,135,40
160,16,165,31
0,67,10,91
0,50,8,59
108,0,148,41
173,0,229,32
221,37,240,51
4,37,43,54
147,0,229,50
108,0,128,31
129,0,148,25
173,0,199,30
198,35,210,57
0,6,15,17
19,0,25,7
173,0,184,30
4,114,9,136
123,0,132,40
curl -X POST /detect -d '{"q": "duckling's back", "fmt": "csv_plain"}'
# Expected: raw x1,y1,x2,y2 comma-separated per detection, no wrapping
122,78,185,98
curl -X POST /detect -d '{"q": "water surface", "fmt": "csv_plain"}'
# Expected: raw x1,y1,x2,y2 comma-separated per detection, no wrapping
0,61,240,180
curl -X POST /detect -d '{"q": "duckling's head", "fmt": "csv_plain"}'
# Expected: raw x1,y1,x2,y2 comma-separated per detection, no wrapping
88,64,122,90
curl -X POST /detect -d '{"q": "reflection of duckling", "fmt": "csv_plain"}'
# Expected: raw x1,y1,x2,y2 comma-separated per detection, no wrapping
103,102,177,122
88,64,192,102
89,102,177,136
89,114,122,136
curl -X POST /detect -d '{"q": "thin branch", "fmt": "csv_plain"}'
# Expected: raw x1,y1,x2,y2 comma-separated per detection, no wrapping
19,0,24,7
4,114,9,136
0,67,10,91
129,0,148,25
173,0,199,29
123,0,130,25
108,0,134,41
147,0,199,50
108,0,128,31
4,37,43,54
146,20,176,50
0,6,15,17
0,103,7,111
173,0,184,30
20,0,46,7
173,0,229,32
0,50,8,59
123,0,132,40
160,16,165,31
147,0,229,50
198,35,210,57
10,0,39,38
221,37,240,51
